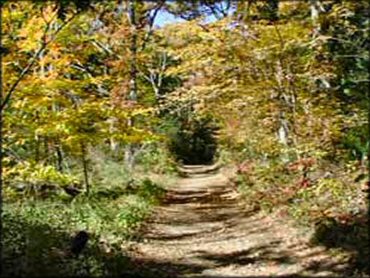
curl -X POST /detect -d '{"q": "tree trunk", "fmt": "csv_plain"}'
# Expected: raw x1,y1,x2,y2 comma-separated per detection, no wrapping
310,0,324,37
128,0,137,102
124,0,138,170
0,2,4,268
368,63,370,190
109,117,119,153
275,61,289,147
56,142,63,172
127,0,137,102
39,49,45,78
35,136,40,162
81,143,90,195
43,137,49,164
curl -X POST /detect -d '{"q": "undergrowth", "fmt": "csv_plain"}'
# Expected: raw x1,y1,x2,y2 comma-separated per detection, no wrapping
232,151,369,276
2,145,174,277
2,188,164,277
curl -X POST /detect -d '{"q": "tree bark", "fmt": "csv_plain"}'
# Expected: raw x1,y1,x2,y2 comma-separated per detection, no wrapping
0,2,4,269
43,137,49,164
310,0,324,38
128,0,137,102
81,143,90,195
124,0,138,170
56,143,63,172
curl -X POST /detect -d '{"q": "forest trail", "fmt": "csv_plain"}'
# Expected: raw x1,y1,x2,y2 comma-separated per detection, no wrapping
124,165,349,277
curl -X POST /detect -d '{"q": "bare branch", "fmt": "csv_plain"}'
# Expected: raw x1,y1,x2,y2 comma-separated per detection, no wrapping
140,0,165,51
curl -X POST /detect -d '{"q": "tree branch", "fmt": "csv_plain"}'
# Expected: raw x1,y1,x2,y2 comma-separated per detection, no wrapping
140,0,165,51
0,11,80,112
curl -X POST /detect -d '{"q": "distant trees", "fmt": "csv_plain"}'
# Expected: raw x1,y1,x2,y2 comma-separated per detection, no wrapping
0,0,368,197
159,0,368,166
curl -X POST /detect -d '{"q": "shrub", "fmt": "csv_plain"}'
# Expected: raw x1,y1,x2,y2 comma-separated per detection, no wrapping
2,193,154,277
134,144,177,174
4,162,78,198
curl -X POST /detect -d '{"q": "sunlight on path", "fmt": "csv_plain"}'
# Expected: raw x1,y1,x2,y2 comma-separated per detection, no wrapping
124,165,350,278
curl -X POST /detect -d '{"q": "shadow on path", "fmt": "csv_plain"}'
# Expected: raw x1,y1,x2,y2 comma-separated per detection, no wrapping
3,165,365,277
128,165,357,277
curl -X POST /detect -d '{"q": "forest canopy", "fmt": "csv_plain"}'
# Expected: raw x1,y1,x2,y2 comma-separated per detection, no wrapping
0,0,369,277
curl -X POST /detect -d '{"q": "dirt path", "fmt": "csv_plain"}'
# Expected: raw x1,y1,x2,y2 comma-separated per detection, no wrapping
123,165,350,277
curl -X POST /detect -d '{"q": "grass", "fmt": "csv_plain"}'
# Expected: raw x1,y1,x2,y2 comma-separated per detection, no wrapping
2,148,174,277
2,188,161,277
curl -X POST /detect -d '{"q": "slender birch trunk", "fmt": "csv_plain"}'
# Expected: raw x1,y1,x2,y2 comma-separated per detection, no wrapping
124,0,138,170
310,0,325,38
